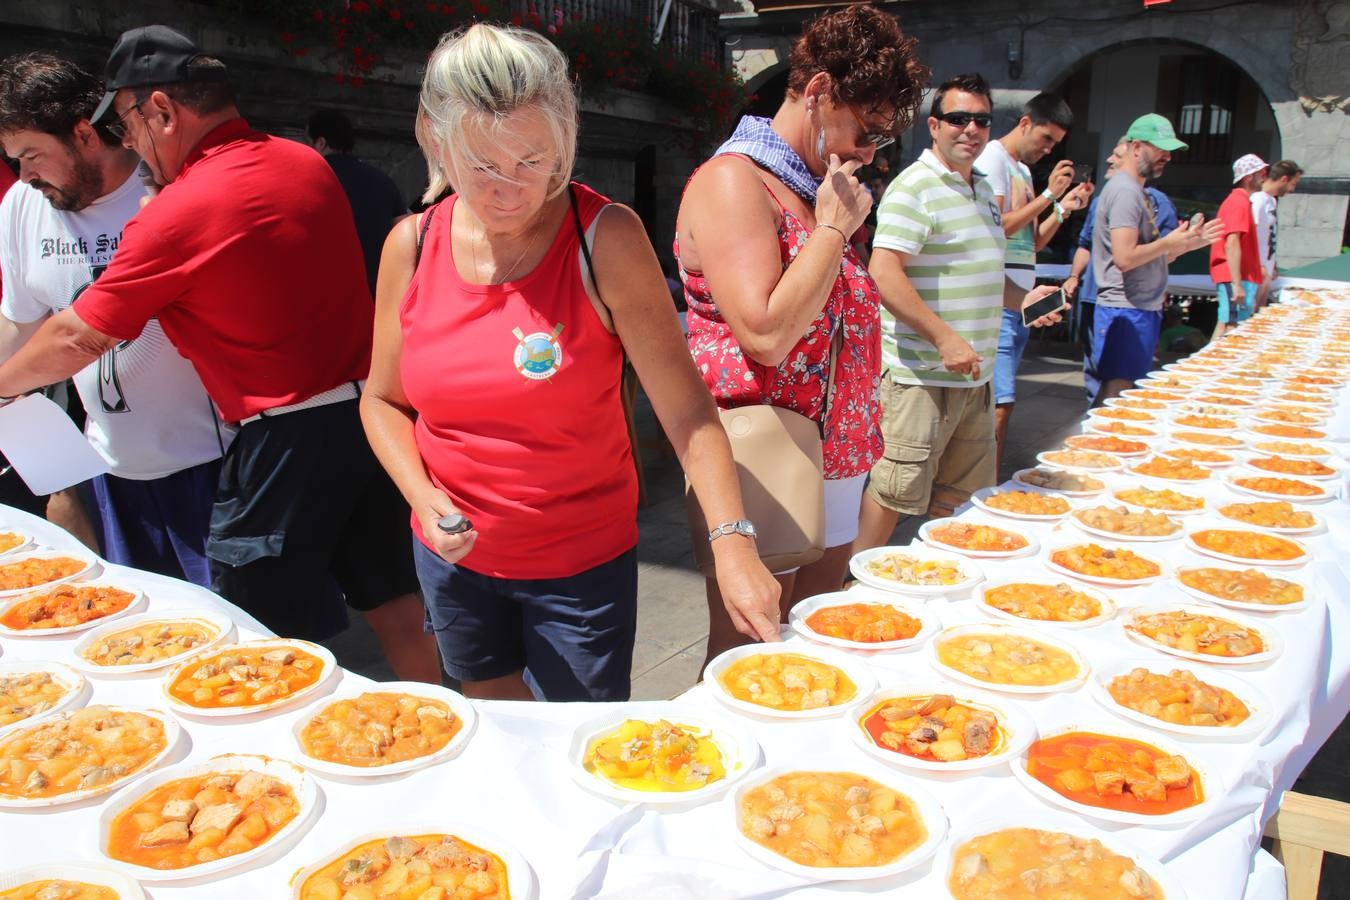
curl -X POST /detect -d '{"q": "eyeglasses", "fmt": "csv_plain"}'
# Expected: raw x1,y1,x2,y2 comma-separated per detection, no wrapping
936,111,993,130
846,104,897,151
105,100,145,140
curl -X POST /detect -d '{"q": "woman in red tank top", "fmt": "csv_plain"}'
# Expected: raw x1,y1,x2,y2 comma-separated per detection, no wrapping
675,7,929,667
360,24,778,701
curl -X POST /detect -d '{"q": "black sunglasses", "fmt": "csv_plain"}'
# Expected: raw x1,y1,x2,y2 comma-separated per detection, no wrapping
105,100,145,140
936,111,993,130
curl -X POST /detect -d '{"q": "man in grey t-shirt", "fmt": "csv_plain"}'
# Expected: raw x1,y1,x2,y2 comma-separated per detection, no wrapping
1085,114,1220,404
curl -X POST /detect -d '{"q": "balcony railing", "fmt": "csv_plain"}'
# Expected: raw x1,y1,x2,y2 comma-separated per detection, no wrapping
509,0,725,65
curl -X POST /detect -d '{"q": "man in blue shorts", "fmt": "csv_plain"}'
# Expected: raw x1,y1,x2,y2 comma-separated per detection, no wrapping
1068,137,1178,402
1087,114,1221,405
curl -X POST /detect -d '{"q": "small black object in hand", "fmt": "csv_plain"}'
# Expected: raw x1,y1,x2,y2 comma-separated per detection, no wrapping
437,514,474,534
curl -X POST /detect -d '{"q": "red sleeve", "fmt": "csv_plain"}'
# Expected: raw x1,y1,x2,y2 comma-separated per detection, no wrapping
0,165,15,296
1219,196,1250,235
72,215,183,341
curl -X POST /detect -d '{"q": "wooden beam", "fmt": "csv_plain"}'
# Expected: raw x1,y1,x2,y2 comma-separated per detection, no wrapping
1264,792,1350,859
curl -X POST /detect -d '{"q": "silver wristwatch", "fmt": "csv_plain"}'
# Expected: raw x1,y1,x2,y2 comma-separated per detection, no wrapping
708,519,757,542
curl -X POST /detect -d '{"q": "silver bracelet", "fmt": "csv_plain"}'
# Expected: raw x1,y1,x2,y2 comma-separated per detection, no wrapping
815,223,847,242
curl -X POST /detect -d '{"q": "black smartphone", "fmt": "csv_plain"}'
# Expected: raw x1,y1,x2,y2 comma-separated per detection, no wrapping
1023,288,1068,327
1072,163,1093,184
437,514,474,534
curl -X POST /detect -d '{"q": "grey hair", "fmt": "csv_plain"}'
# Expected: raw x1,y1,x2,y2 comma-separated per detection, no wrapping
415,23,577,203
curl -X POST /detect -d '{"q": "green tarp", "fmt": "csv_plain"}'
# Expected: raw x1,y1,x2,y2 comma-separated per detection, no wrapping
1281,253,1350,283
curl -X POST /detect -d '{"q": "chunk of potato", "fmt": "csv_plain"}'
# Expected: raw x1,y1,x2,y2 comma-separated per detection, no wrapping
803,813,831,845
1056,767,1095,793
187,826,226,851
304,881,340,900
217,830,254,857
929,739,968,762
881,809,909,834
234,812,268,842
131,811,162,832
836,832,877,866
868,788,898,815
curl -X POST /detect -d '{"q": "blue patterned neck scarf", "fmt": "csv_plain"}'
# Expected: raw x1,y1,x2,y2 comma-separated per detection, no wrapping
715,115,819,204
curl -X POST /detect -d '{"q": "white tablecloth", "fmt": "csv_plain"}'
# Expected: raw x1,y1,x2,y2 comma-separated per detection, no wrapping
3,341,1349,898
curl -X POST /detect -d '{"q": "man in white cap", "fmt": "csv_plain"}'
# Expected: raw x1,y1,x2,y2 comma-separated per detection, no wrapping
1208,153,1268,342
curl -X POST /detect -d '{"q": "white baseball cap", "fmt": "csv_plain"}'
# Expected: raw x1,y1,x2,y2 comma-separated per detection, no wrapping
1232,153,1268,184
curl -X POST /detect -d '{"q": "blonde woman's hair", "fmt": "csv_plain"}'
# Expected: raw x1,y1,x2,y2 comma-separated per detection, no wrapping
416,23,578,203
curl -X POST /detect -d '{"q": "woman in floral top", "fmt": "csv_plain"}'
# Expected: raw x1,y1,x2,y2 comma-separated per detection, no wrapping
675,5,929,664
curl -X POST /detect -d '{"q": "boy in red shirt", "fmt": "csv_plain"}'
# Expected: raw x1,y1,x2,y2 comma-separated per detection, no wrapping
1209,153,1267,343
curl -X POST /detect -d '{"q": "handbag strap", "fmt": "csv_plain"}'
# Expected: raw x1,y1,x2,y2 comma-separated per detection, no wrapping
568,184,600,299
819,323,841,439
414,203,438,269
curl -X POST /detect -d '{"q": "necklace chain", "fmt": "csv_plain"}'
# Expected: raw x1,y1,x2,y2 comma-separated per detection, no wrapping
473,220,539,285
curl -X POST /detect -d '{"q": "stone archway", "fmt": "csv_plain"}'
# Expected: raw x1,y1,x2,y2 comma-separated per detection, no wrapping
1041,38,1283,213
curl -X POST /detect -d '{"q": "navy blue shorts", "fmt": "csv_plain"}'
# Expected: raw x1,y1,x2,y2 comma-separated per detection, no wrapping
92,459,220,588
413,538,638,701
1087,306,1162,402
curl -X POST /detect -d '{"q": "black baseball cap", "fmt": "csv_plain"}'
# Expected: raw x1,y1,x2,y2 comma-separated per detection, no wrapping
91,25,227,126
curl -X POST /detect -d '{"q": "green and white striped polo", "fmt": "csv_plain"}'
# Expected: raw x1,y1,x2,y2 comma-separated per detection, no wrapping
873,149,1008,388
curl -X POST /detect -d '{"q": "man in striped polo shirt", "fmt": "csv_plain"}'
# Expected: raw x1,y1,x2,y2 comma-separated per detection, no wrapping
855,73,1064,550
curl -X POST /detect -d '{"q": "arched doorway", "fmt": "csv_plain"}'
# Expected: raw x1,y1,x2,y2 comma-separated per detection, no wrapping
1046,40,1281,213
1032,40,1281,270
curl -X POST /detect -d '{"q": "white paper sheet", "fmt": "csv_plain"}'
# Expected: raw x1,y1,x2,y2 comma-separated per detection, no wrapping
0,394,108,494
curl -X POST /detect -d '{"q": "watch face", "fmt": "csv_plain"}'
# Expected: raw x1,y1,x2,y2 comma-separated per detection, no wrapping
739,521,757,538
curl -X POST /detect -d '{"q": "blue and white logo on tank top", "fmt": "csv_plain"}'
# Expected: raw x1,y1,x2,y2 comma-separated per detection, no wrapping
512,323,565,381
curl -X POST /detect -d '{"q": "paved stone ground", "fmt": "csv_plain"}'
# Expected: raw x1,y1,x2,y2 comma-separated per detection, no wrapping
327,345,1347,892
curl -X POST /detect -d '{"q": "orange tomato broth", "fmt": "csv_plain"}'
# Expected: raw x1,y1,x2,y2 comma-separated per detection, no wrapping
1026,732,1202,815
0,584,135,630
1191,529,1303,561
804,603,922,643
107,772,299,869
299,834,510,900
0,884,116,900
167,645,323,708
0,557,87,594
0,533,24,555
860,699,1004,760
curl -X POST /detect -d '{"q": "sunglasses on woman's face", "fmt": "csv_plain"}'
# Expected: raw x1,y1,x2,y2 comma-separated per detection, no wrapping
936,111,993,130
846,104,897,150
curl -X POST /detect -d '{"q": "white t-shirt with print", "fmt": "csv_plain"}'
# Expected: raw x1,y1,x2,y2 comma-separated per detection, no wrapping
976,140,1037,290
1250,190,1277,275
0,174,231,480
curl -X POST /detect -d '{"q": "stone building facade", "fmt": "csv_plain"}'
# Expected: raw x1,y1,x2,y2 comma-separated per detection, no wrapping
724,0,1350,269
0,0,710,267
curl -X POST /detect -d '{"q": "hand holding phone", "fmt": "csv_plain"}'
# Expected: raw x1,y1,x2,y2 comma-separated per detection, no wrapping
1022,287,1068,327
1189,212,1204,230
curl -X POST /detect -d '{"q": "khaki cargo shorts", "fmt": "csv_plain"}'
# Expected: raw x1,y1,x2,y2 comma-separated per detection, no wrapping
866,376,997,516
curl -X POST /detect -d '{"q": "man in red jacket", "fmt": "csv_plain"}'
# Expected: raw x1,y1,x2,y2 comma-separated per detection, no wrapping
0,26,437,680
1209,153,1267,343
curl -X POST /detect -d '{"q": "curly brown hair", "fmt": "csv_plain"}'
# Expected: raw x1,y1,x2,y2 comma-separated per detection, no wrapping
786,4,929,131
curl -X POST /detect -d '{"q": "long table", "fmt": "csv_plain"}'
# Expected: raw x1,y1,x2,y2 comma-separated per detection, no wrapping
3,304,1350,897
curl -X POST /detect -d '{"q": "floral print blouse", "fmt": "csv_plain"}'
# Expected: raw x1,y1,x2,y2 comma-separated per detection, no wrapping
676,183,883,480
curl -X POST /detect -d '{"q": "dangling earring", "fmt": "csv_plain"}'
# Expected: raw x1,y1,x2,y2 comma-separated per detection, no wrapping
806,95,825,161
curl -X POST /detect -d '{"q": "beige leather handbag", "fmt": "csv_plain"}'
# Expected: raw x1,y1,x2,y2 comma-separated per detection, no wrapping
687,404,826,576
686,335,838,576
